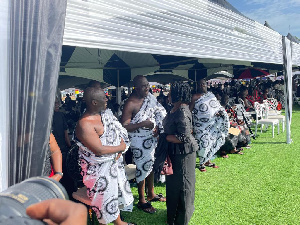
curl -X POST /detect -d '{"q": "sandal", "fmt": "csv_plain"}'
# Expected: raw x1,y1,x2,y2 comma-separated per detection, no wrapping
222,154,229,158
137,202,156,214
148,193,166,202
230,149,243,155
205,163,219,168
199,165,206,172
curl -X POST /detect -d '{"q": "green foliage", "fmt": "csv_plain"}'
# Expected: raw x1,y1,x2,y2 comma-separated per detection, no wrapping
105,106,300,225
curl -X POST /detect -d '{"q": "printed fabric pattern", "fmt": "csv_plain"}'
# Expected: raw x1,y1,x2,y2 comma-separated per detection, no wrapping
192,92,229,164
128,93,166,183
77,109,133,224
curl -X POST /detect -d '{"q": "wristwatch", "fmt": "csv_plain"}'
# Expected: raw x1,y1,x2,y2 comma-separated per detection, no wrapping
54,172,63,177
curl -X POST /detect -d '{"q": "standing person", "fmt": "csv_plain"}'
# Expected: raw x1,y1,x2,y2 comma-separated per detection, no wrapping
52,97,72,156
189,79,229,172
52,97,73,197
48,133,63,182
121,75,167,213
163,82,198,225
64,93,71,103
75,87,134,225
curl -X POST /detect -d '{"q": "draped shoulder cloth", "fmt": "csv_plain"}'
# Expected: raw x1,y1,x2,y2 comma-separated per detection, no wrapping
128,93,166,183
77,109,133,224
192,92,229,164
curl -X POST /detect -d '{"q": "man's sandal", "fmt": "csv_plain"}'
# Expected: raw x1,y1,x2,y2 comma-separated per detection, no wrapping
205,162,219,168
137,202,156,214
148,193,166,202
199,165,207,172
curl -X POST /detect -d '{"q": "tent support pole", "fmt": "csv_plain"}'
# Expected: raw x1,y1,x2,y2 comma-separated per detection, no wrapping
0,0,9,191
282,36,293,144
194,70,197,93
116,70,121,105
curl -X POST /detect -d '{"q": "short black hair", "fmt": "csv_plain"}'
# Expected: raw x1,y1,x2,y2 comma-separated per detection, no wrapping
133,75,146,87
88,80,102,88
83,87,102,106
170,82,191,103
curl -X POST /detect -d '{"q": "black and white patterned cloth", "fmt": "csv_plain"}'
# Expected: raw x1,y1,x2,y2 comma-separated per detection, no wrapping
77,109,133,224
128,93,166,183
192,92,229,164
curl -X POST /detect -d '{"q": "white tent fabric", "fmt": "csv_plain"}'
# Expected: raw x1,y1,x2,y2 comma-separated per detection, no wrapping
292,42,300,66
283,37,293,144
0,0,9,192
63,0,283,64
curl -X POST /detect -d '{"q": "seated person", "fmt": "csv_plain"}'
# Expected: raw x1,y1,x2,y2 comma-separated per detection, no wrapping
238,87,254,112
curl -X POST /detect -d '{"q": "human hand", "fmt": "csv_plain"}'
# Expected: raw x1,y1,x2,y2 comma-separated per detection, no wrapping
26,199,87,225
143,119,154,130
115,152,122,161
119,138,126,151
153,126,159,137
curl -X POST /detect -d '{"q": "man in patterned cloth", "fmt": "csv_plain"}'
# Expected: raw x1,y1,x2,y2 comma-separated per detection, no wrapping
121,75,167,214
75,87,134,225
189,79,229,172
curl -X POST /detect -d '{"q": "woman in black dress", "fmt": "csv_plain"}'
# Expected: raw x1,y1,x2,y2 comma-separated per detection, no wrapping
163,82,198,225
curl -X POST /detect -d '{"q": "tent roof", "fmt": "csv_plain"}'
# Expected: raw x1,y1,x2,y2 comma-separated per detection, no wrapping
60,0,300,88
63,0,287,65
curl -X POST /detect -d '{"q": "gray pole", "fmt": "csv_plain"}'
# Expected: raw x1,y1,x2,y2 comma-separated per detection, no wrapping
282,36,293,144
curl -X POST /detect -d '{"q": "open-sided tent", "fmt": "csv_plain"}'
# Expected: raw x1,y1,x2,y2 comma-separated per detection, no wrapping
1,0,300,191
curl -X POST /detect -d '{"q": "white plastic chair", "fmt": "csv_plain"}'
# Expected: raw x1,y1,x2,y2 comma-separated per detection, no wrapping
254,102,279,138
263,102,285,132
263,98,281,116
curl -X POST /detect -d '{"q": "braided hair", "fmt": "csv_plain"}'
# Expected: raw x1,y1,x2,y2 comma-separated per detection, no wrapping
170,82,192,103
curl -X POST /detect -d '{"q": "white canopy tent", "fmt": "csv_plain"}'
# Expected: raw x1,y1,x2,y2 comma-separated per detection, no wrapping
61,0,300,143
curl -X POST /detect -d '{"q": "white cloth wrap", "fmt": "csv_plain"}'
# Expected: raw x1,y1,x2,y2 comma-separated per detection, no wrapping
77,109,133,224
192,92,229,164
128,93,166,183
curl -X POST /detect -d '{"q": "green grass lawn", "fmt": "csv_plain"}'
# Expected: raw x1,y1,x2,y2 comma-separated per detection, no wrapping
116,106,300,225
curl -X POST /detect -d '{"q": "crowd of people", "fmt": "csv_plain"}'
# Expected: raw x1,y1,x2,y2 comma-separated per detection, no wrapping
45,76,288,225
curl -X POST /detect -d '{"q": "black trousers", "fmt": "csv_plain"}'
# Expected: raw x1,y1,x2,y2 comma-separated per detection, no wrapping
166,151,196,225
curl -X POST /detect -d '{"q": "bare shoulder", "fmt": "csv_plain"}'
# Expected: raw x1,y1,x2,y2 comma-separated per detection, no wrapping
192,93,200,101
124,95,135,106
123,95,142,111
77,115,101,130
77,116,92,126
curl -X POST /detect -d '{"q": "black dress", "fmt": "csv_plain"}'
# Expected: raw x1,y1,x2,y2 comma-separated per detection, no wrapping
163,104,198,225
